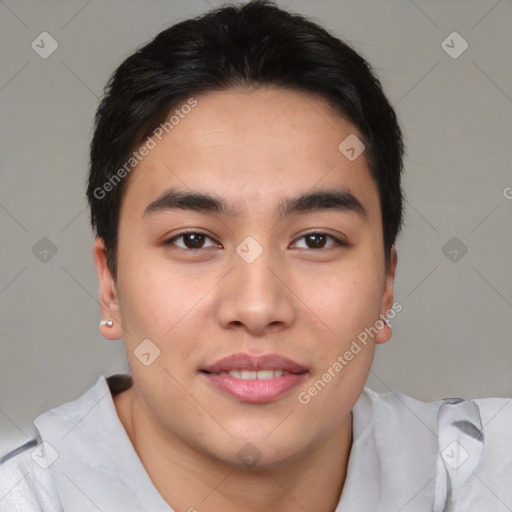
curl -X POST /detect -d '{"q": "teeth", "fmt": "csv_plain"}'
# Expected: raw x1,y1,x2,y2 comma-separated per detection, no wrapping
217,369,291,380
240,370,257,380
252,370,273,380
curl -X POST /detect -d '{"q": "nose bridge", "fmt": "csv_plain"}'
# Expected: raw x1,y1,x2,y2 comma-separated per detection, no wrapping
216,238,296,333
234,238,282,304
236,244,279,296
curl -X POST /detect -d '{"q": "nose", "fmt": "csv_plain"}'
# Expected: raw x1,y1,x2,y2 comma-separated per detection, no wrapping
215,248,296,337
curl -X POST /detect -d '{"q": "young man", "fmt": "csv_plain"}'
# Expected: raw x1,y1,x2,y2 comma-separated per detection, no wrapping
1,1,510,511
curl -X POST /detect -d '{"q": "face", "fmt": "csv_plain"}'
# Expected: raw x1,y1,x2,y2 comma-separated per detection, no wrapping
94,88,396,468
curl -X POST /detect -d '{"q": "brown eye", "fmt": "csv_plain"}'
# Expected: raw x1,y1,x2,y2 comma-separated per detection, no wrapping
164,231,219,250
293,232,345,250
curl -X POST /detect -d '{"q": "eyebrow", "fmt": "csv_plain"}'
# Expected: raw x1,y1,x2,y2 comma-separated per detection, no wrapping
143,186,367,220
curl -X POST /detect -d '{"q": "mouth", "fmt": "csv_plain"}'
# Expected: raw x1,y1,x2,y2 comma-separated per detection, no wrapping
200,353,309,403
203,369,298,379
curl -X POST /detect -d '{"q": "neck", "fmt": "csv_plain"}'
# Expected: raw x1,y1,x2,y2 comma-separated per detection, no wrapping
114,387,353,512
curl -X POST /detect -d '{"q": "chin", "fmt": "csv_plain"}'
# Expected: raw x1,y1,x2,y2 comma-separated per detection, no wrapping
217,431,306,469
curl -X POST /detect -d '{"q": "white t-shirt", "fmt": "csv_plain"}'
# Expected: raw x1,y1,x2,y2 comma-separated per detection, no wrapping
1,374,511,511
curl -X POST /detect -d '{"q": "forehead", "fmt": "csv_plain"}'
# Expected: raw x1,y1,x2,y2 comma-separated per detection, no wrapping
120,88,380,221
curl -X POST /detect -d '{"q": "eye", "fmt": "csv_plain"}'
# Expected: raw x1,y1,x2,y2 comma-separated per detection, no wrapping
292,232,346,250
163,230,346,251
163,231,220,250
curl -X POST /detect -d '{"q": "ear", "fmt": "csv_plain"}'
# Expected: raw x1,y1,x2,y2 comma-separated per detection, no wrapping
93,237,123,340
374,247,397,345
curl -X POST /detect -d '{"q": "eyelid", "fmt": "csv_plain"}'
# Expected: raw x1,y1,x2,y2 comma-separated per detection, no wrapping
163,229,347,250
163,229,220,248
290,231,347,249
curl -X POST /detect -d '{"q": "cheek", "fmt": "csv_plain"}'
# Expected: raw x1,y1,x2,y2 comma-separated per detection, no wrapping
297,257,383,408
117,255,211,360
310,260,383,336
117,251,184,326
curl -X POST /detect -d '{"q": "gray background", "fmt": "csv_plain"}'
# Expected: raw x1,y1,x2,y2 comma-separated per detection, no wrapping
1,0,511,457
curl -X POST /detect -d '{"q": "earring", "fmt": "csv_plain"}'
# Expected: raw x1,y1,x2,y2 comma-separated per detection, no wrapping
100,319,113,328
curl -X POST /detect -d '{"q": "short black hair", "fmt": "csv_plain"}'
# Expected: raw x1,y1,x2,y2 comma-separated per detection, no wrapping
87,0,404,278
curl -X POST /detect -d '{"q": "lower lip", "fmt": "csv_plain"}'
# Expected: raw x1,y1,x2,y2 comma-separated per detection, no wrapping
201,372,308,403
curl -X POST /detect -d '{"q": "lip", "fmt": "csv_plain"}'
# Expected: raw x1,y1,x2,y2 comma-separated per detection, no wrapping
201,353,308,373
200,353,309,403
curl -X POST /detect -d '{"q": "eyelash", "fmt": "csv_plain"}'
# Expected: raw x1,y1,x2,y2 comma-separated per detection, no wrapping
163,230,347,251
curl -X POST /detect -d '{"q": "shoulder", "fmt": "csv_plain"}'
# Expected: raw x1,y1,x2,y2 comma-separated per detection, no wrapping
360,386,512,435
359,388,512,511
0,438,62,511
0,374,130,512
358,386,444,433
459,396,512,509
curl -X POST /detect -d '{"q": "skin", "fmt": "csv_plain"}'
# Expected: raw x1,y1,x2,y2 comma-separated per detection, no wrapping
94,88,397,512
